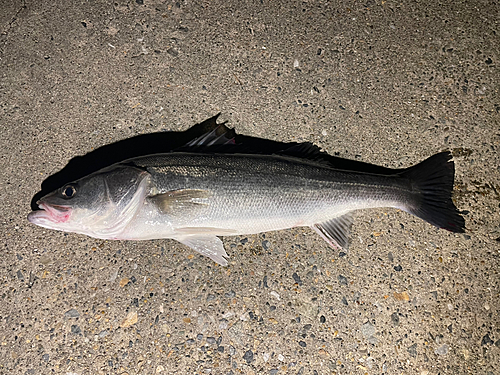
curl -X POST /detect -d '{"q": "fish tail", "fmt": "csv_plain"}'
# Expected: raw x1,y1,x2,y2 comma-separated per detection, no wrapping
400,151,465,233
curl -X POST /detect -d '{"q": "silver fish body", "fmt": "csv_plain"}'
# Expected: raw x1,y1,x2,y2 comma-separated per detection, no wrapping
28,144,465,265
124,153,409,237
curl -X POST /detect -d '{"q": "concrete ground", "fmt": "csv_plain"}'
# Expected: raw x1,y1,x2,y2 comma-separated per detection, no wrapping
1,0,499,374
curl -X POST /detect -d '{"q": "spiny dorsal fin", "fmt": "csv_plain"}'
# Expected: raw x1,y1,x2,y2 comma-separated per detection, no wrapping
180,124,236,150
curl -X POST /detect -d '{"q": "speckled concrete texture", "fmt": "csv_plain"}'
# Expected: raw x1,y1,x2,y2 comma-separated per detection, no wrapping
1,0,499,374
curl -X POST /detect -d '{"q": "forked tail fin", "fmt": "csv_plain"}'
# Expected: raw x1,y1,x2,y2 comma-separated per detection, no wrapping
400,152,465,233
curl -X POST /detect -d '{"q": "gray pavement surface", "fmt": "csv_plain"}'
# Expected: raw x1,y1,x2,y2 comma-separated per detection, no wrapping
1,0,499,374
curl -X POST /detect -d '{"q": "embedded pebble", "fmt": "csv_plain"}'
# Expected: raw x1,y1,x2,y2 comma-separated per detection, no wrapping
219,319,229,330
407,343,418,357
64,309,80,318
98,330,109,338
270,291,280,300
338,275,348,285
120,311,138,328
481,334,494,346
243,350,253,363
361,322,378,344
391,312,399,325
361,322,375,337
206,336,216,344
434,344,449,355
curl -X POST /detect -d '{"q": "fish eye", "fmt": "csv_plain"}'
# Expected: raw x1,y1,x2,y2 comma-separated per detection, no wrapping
62,185,76,198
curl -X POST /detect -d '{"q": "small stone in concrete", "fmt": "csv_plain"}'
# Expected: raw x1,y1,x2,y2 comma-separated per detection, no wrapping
407,343,417,357
98,330,109,338
481,334,494,346
361,322,377,344
338,275,348,285
391,312,399,325
71,325,81,335
434,344,449,355
64,309,80,318
292,272,302,285
206,336,216,344
219,319,228,330
243,350,253,363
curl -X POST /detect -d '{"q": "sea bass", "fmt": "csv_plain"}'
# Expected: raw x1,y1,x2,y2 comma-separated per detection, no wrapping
28,131,465,266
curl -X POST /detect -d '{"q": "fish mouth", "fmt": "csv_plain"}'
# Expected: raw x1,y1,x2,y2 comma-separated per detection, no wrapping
28,202,72,225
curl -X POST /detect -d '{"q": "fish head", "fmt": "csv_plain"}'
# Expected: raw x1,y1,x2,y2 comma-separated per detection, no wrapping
28,165,150,238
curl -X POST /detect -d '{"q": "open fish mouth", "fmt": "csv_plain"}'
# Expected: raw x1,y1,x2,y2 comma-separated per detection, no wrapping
28,202,72,224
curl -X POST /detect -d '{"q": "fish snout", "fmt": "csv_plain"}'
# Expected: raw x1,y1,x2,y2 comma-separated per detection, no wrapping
28,202,72,224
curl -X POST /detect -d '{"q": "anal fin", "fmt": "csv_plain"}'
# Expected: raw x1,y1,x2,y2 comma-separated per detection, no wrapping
312,213,353,251
175,235,229,266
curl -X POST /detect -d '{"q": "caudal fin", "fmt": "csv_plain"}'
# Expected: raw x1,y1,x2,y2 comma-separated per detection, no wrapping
400,152,465,233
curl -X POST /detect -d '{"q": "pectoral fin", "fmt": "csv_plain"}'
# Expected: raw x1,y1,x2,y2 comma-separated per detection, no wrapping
148,189,211,215
312,213,353,251
176,235,229,266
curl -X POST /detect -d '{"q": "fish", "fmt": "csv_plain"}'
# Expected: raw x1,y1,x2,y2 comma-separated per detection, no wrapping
28,126,465,266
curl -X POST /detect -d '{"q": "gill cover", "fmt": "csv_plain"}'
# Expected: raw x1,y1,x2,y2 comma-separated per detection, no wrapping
29,165,150,239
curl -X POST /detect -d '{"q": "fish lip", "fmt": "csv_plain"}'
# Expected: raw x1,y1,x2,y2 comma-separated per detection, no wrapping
28,202,72,224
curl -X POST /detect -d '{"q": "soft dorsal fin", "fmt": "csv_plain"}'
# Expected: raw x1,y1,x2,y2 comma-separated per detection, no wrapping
311,213,354,250
275,143,338,167
277,142,323,159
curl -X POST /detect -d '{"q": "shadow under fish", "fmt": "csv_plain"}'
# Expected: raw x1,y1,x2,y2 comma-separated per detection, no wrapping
28,114,465,266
